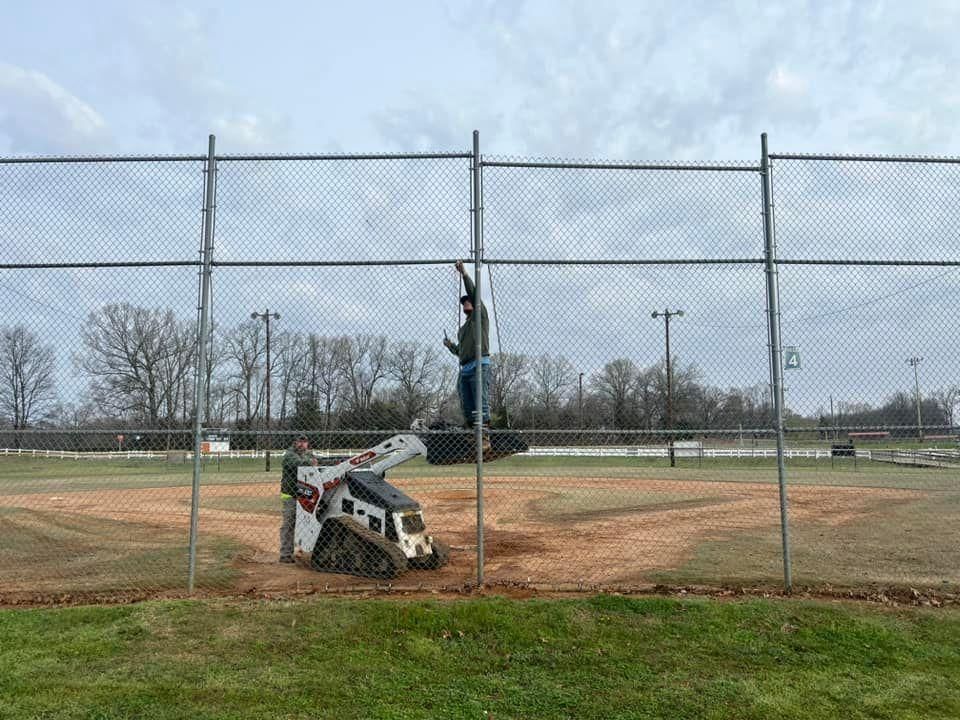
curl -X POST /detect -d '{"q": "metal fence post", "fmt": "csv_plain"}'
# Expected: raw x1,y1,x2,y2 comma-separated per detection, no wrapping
188,134,217,592
471,130,485,586
760,133,792,593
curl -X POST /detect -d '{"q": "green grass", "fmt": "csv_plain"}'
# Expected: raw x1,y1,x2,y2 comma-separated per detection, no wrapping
2,453,955,496
1,595,960,719
0,507,240,593
658,489,960,591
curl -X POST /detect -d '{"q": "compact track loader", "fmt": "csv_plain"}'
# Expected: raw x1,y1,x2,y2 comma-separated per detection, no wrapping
294,430,527,579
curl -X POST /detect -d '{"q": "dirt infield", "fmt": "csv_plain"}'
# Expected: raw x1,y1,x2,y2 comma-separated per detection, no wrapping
0,474,923,596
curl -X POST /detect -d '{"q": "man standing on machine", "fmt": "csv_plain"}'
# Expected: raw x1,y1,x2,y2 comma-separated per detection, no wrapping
443,260,491,432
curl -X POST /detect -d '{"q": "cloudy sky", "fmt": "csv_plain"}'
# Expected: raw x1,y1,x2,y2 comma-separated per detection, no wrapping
3,1,960,421
3,1,959,158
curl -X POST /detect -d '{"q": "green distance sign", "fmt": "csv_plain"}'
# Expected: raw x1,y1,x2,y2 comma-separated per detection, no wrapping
784,348,801,370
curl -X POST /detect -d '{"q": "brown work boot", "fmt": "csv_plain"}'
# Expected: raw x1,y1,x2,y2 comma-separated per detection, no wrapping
481,424,492,454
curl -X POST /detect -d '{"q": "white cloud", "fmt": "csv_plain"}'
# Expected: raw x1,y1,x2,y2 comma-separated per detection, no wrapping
378,1,960,159
767,66,807,98
373,102,497,152
213,113,292,152
113,7,292,152
0,63,108,153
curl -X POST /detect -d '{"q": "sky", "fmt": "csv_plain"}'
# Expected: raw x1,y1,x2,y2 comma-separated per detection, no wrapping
3,1,960,422
3,0,959,159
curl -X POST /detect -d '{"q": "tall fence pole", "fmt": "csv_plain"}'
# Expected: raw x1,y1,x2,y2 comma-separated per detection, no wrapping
760,132,792,593
188,134,217,592
471,129,485,586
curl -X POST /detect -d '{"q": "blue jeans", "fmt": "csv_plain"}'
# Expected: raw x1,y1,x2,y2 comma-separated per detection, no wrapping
459,363,491,427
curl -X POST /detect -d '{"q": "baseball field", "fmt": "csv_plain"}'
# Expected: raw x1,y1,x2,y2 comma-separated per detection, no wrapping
1,452,957,601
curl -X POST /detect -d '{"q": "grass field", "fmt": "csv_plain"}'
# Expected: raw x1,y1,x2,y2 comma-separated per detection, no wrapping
1,453,958,599
2,595,960,719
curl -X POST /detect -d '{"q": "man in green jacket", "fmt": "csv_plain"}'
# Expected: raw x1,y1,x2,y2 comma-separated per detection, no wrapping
443,260,491,429
279,433,317,563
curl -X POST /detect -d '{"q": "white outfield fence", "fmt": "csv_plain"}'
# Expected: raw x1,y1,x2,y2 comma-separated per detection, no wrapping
3,445,958,463
521,446,843,459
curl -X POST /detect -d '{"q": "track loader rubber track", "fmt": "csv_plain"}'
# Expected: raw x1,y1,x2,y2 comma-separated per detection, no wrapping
310,516,408,579
409,539,450,571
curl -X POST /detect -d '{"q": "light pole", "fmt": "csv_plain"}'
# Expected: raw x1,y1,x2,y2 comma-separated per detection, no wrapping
652,308,684,467
907,356,924,442
252,309,280,471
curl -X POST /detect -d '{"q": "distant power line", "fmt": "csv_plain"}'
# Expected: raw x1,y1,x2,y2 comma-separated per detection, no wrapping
784,267,960,325
0,279,86,322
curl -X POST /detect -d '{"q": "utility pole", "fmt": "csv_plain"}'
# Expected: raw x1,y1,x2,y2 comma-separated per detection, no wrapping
578,372,585,433
252,309,280,471
652,309,683,467
829,394,835,441
907,356,924,442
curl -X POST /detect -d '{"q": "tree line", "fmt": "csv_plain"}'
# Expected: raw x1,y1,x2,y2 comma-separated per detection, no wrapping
1,304,959,439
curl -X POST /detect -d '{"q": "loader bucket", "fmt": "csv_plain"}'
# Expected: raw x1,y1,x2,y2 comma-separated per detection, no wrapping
420,429,528,465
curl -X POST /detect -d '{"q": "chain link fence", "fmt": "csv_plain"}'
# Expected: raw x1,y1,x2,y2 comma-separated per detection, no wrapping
1,135,957,601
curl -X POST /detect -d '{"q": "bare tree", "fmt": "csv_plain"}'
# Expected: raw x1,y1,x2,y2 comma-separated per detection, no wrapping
273,331,307,425
591,358,639,428
651,358,701,427
205,382,232,427
202,322,228,425
489,352,528,426
428,363,459,424
690,385,725,430
338,334,389,413
718,383,772,430
76,304,194,426
634,366,659,430
51,401,94,430
222,319,266,428
932,385,960,428
0,326,57,437
296,334,345,430
157,318,196,426
529,354,575,427
387,340,440,426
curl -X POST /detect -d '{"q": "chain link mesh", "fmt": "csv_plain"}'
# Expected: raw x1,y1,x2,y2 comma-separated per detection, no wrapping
1,144,957,601
0,159,206,596
770,156,960,591
481,159,776,589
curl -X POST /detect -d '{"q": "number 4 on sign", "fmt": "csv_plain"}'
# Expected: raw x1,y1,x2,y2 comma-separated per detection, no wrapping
784,348,801,370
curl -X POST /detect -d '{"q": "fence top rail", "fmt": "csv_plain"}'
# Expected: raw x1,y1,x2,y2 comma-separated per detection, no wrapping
0,152,475,165
0,154,206,164
482,157,759,172
776,258,960,267
214,258,462,268
769,151,960,165
483,258,765,266
7,150,958,167
216,152,473,162
0,260,201,270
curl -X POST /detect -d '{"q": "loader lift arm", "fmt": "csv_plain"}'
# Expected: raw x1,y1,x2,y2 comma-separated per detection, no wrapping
311,433,428,495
